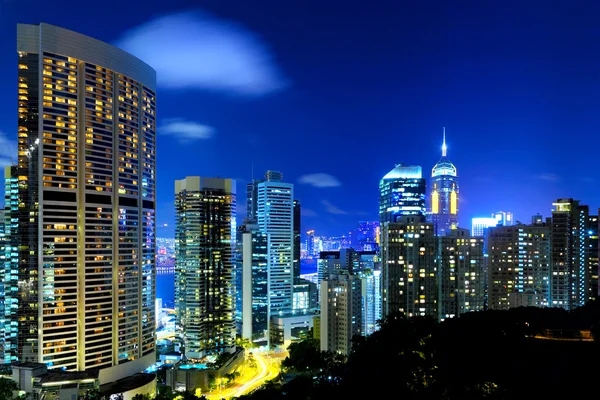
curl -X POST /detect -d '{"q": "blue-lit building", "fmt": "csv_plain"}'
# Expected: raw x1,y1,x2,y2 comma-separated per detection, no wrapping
429,130,459,236
379,164,426,223
1,166,18,363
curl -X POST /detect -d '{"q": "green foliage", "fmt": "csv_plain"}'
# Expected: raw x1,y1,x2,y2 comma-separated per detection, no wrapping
132,394,151,400
0,378,19,400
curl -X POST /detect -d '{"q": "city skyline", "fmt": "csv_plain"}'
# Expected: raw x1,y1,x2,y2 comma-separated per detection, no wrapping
3,2,600,237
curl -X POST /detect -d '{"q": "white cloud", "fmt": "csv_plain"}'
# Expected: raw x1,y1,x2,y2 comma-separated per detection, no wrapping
298,173,341,188
0,130,17,167
302,208,318,217
321,200,347,215
537,173,560,182
116,10,289,96
160,119,214,142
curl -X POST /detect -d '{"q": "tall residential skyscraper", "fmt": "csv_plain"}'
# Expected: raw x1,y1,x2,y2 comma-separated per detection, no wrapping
293,200,301,281
429,129,459,236
255,172,294,317
551,199,589,310
438,229,485,319
587,214,598,301
10,23,156,381
381,216,437,317
175,177,236,358
488,223,551,310
379,164,426,223
320,273,362,355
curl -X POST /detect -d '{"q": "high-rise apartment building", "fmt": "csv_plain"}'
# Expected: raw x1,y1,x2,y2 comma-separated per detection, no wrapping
174,177,236,358
438,229,485,319
587,214,598,301
320,273,362,355
379,164,426,223
551,199,589,310
429,130,459,236
380,216,437,317
9,23,156,381
487,223,551,310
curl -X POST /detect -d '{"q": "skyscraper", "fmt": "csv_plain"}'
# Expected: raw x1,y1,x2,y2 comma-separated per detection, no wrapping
293,200,301,281
320,273,362,355
438,229,485,319
488,222,551,310
2,166,18,363
587,214,598,301
551,199,589,310
255,171,294,320
429,129,459,236
174,177,236,358
379,164,426,223
10,23,156,381
238,222,269,345
380,216,437,317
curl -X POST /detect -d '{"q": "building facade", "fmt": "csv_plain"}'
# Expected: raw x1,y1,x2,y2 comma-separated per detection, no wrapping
429,130,459,236
320,273,362,355
379,164,426,223
238,223,269,345
2,166,18,363
293,200,301,281
380,217,437,317
551,199,589,310
9,23,156,382
587,214,598,301
174,177,236,358
255,172,295,318
487,223,551,310
438,229,485,319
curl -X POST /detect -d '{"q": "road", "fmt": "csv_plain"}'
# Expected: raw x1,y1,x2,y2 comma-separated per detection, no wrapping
205,351,283,400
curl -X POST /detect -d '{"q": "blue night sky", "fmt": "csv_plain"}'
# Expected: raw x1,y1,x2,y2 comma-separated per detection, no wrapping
1,0,600,238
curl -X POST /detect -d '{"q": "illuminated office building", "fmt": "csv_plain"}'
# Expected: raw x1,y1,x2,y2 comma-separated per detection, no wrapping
551,199,589,310
2,166,18,363
438,229,485,319
471,217,499,237
358,268,381,336
493,211,514,227
256,171,294,317
381,217,436,317
488,223,551,310
379,164,426,223
429,129,459,236
9,23,156,381
175,177,236,358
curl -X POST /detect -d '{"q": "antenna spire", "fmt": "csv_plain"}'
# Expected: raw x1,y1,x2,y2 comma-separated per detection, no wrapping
442,127,447,157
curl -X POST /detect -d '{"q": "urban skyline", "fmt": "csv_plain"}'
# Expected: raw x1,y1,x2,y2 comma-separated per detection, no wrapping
3,3,600,400
3,2,600,238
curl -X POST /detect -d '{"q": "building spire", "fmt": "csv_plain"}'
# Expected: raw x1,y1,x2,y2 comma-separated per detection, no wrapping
442,127,447,157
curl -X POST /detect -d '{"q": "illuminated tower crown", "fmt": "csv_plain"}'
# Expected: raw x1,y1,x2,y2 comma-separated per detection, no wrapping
429,128,459,235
